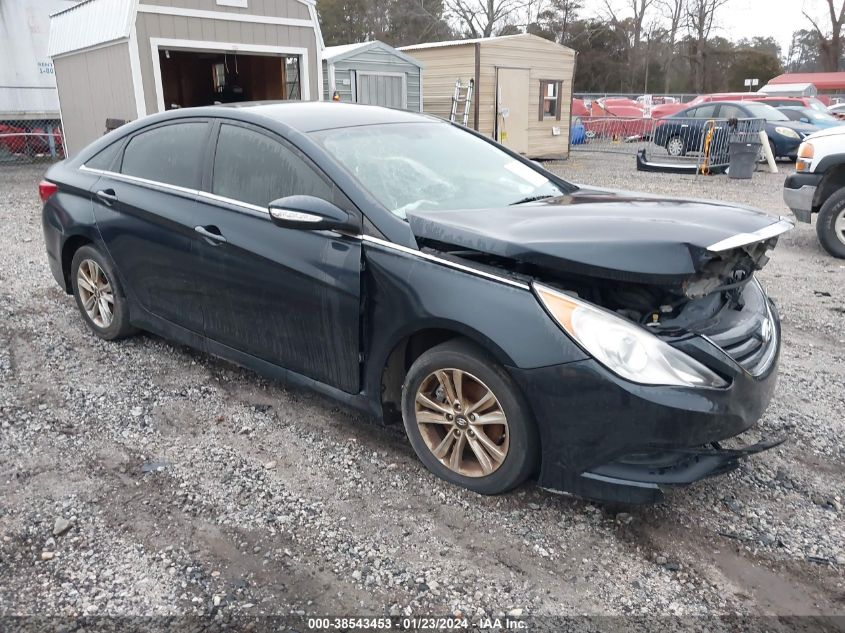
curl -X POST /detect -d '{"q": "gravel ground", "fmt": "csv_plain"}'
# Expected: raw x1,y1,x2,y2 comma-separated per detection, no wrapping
1,156,843,623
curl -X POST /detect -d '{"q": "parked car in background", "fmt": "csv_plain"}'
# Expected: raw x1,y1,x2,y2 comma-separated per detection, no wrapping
784,125,845,258
689,93,828,113
653,101,818,160
778,106,844,129
41,102,789,504
828,103,845,120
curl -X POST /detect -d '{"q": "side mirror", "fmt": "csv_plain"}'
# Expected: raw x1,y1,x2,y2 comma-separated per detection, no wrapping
268,195,351,231
800,117,810,123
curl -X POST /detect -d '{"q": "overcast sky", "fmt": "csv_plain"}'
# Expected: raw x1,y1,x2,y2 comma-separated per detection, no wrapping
587,0,825,60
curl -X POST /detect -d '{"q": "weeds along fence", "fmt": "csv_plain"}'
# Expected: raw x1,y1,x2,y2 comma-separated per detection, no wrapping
571,116,766,170
0,119,64,163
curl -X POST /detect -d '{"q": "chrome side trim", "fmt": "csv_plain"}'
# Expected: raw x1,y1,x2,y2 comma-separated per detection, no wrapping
361,235,530,290
706,218,793,252
80,165,200,198
197,190,268,214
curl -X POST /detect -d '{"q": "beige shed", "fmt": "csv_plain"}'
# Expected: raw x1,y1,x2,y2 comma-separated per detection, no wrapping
49,0,324,156
399,34,576,159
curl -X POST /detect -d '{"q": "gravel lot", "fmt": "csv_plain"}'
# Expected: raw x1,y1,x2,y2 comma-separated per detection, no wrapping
1,155,843,623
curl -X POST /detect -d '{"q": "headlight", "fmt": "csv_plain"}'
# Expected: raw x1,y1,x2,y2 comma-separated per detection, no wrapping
775,127,800,140
534,283,728,388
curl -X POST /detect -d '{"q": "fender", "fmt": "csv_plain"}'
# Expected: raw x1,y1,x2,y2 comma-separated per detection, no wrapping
362,241,588,413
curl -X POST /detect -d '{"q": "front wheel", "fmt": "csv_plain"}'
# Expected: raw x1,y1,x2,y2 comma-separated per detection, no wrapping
816,188,845,258
401,339,539,495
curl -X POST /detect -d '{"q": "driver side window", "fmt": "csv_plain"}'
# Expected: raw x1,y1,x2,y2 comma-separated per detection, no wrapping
211,123,331,208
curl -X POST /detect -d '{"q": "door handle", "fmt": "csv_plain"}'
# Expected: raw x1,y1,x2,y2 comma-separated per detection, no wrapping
96,189,117,205
194,225,227,245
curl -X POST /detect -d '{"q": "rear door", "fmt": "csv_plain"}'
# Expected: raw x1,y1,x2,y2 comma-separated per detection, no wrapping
91,119,211,332
192,120,363,392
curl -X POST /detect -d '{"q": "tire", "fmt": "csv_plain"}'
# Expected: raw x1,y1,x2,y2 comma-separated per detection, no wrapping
401,339,539,495
666,136,686,157
816,188,845,259
70,244,135,339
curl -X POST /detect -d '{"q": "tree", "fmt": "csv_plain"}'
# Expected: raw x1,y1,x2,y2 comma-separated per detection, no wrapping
603,0,656,92
387,0,454,45
787,29,822,72
802,0,845,71
685,0,730,93
728,37,783,91
658,0,685,93
526,0,581,44
445,0,527,37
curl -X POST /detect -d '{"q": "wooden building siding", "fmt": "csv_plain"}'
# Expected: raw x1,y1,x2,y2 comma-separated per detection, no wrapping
406,35,575,158
140,0,312,21
53,42,137,156
135,11,319,114
403,44,476,126
482,36,575,158
323,46,422,111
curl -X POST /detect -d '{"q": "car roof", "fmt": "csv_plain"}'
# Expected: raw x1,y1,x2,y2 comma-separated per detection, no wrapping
195,101,441,132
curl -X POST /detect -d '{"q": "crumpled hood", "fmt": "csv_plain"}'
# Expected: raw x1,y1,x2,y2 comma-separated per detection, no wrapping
407,188,792,284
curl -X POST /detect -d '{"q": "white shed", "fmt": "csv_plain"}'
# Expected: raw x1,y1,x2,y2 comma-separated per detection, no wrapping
322,41,423,111
49,0,324,156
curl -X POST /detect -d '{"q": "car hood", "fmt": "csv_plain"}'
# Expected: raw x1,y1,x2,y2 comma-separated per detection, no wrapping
806,124,845,141
406,188,792,288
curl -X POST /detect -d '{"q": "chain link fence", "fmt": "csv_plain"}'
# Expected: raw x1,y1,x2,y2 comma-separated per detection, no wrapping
572,116,767,171
0,119,64,163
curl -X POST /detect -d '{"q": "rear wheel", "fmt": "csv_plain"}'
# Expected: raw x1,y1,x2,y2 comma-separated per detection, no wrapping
70,245,135,339
401,339,539,495
666,136,686,157
816,188,845,259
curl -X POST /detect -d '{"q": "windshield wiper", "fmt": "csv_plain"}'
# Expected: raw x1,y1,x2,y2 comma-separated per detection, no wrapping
510,194,555,206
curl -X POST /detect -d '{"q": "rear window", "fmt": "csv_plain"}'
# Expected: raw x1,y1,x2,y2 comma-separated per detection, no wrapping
85,141,122,171
121,122,207,189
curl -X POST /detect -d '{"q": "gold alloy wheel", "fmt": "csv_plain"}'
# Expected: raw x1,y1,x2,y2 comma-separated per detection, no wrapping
414,368,509,477
77,259,115,328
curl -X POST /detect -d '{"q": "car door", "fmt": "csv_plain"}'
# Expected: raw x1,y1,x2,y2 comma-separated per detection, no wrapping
91,119,211,333
192,120,362,393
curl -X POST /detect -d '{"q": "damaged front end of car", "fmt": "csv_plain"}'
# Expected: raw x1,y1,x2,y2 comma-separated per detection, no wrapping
405,192,792,503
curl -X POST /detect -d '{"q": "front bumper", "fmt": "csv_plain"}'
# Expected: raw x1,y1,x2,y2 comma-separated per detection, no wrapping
783,172,822,223
508,328,780,504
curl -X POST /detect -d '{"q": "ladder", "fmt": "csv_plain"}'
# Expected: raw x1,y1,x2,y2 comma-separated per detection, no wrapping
450,78,474,126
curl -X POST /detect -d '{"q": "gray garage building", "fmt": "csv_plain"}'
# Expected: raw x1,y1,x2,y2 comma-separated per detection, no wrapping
322,41,422,111
49,0,324,156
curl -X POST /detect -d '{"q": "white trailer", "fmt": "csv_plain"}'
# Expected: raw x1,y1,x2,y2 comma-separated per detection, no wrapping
0,0,75,120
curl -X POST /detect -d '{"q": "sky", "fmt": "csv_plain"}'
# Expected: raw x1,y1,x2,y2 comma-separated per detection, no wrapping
587,0,823,60
720,0,804,56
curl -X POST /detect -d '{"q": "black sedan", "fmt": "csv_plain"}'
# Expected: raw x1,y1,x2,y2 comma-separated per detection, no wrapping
653,100,818,160
41,103,792,503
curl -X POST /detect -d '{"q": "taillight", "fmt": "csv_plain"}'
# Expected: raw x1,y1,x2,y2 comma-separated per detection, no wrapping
39,180,58,202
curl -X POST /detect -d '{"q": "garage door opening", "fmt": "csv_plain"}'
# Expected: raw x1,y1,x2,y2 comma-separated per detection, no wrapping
158,49,301,110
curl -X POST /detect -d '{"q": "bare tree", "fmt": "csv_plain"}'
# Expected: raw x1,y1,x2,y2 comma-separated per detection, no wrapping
802,0,845,71
685,0,730,93
604,0,656,91
446,0,527,37
658,0,685,92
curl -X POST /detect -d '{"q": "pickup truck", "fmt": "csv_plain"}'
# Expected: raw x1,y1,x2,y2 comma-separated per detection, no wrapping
783,126,845,258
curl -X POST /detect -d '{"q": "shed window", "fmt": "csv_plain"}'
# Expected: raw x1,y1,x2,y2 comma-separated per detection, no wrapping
540,80,562,121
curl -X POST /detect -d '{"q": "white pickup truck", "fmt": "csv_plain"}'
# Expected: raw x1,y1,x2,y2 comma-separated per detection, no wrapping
783,126,845,258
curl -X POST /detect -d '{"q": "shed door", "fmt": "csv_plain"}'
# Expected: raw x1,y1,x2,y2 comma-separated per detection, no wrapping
496,68,530,154
357,72,407,109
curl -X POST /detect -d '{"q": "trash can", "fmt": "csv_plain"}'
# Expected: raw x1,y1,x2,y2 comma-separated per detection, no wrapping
728,140,761,179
